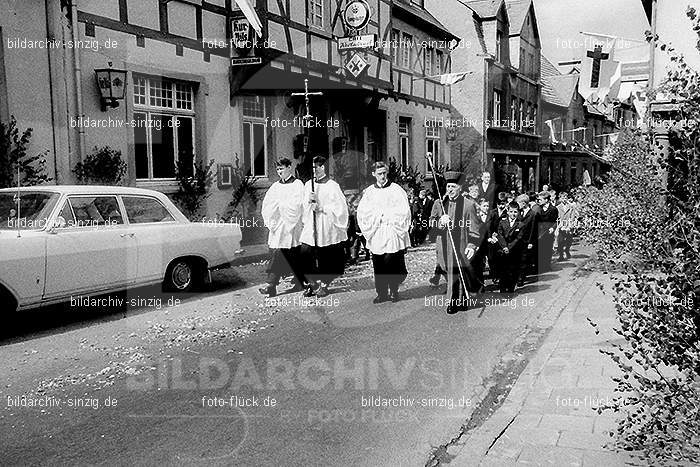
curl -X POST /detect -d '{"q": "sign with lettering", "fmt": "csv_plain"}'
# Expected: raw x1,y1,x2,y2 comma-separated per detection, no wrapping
343,0,371,30
231,57,262,66
338,34,376,50
232,18,254,51
345,53,368,78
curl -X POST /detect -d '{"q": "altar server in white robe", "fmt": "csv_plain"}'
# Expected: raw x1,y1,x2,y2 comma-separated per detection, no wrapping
299,156,349,298
357,161,411,303
259,158,305,297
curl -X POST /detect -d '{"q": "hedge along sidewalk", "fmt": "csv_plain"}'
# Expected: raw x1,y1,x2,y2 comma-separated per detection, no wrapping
448,272,647,467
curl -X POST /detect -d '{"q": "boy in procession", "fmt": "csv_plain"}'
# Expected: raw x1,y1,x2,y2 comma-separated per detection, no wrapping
259,158,305,297
299,156,349,298
495,201,526,293
357,162,412,303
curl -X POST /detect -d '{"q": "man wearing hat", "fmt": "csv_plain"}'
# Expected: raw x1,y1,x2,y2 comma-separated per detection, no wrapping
431,171,479,314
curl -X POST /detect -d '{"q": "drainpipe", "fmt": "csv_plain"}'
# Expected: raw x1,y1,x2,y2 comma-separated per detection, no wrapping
71,0,86,162
44,0,59,183
648,0,658,90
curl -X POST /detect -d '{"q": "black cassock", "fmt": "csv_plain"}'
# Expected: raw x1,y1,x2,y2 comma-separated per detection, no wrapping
432,196,481,307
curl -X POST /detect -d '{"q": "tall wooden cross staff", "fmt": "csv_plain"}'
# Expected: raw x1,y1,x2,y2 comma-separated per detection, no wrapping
291,79,323,260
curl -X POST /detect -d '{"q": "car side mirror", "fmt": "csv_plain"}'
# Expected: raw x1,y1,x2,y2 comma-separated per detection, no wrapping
48,216,66,233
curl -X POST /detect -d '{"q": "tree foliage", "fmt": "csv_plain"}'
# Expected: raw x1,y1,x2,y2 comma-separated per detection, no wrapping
0,116,52,188
576,7,700,463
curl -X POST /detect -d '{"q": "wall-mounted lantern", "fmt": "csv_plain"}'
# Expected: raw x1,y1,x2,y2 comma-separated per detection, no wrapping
95,62,127,111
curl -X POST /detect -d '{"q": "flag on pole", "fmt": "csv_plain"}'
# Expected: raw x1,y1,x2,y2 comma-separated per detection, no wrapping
579,32,619,101
545,119,558,143
234,0,263,37
439,72,470,85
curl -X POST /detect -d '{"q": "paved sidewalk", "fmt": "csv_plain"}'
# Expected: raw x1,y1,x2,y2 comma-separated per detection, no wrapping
450,271,645,466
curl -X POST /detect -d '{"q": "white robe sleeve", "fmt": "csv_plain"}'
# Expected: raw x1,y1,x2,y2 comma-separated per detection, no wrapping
261,183,280,230
389,185,412,237
357,187,380,239
323,181,349,231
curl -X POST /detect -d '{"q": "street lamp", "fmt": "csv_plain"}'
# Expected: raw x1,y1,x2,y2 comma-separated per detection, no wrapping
95,62,127,111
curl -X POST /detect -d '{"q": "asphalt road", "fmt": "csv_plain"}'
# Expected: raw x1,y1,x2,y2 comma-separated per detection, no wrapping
0,245,590,466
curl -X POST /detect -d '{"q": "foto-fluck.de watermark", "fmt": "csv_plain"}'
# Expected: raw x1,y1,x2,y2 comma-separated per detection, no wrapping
620,293,694,309
265,296,341,308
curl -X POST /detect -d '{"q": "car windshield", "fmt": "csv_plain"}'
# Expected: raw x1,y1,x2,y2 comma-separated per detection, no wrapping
0,192,60,230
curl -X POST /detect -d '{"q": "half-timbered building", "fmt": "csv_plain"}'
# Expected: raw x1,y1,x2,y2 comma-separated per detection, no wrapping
1,0,457,237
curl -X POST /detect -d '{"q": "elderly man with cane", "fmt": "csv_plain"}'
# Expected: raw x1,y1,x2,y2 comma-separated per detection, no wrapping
427,162,476,314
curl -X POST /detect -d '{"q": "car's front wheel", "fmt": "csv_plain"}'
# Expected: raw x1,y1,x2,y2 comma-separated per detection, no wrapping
163,258,204,293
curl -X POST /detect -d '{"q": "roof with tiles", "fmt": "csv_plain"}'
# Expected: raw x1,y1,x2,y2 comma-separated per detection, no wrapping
541,54,579,107
463,0,503,19
504,0,531,34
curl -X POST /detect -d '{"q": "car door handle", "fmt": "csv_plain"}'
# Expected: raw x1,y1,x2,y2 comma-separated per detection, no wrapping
120,233,135,238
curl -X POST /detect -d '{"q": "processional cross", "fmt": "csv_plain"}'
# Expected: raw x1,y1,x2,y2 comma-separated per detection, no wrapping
291,78,323,123
290,78,324,254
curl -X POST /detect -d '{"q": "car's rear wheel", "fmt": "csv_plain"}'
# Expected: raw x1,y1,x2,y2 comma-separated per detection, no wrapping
163,258,205,293
0,285,18,312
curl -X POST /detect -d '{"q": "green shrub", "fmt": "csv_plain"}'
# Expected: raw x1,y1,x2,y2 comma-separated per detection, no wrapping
73,146,127,185
576,8,700,462
172,160,214,221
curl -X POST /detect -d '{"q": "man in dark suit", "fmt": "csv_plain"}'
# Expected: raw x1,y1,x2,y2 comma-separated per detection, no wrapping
516,194,536,286
535,191,559,273
485,192,509,283
495,201,525,293
478,171,497,209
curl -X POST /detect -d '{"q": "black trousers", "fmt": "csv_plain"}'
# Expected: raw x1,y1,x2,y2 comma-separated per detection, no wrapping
300,242,346,285
557,231,573,256
371,250,408,296
538,233,555,273
266,246,304,286
498,252,521,293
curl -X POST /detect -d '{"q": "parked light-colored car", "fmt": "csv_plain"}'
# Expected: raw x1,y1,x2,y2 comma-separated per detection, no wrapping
0,186,241,311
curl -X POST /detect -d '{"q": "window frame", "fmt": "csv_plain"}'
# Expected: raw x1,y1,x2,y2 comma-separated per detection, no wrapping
425,125,440,172
133,75,196,182
63,195,125,229
398,116,411,168
492,89,502,126
121,195,177,225
242,96,269,178
401,32,413,69
307,0,324,29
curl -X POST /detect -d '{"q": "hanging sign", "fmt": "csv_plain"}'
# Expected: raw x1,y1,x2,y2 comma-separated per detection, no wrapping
338,34,376,50
232,18,254,51
343,0,371,30
345,53,368,77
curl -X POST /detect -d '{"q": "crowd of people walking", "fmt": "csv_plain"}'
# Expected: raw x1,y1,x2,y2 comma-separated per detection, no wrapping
259,156,580,314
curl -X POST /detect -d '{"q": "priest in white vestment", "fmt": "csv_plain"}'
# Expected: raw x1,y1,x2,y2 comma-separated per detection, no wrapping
259,158,305,297
299,156,349,298
357,161,411,303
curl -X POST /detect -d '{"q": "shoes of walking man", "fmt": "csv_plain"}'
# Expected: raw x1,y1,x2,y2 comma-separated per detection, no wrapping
259,284,277,297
